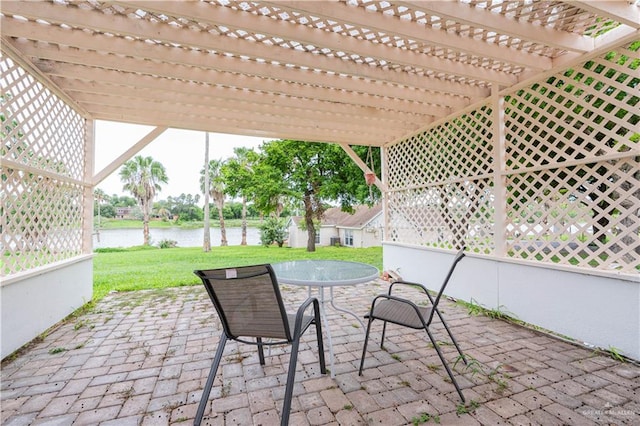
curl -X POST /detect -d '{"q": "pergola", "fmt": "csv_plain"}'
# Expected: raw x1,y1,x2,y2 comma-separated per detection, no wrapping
1,1,638,360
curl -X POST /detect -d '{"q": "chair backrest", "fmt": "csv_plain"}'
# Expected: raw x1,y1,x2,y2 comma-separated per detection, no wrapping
194,264,292,342
426,247,466,324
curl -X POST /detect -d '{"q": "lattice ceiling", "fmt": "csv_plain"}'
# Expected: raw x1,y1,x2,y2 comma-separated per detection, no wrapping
1,0,638,146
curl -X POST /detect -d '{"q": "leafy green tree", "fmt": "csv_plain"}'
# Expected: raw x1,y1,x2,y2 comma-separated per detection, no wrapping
259,140,380,252
165,193,202,222
222,147,259,245
119,155,168,245
98,204,115,219
109,194,137,207
222,202,243,220
251,156,291,218
201,158,227,246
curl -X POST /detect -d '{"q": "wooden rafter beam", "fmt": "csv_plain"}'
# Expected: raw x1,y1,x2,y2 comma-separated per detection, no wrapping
44,66,429,126
399,0,595,53
265,0,551,71
41,59,444,119
4,36,450,117
572,1,640,29
19,38,464,109
0,1,489,99
74,93,405,139
89,106,389,146
115,0,517,85
57,79,423,132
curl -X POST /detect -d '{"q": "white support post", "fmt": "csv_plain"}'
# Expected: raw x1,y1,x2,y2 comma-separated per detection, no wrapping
82,119,95,255
381,145,390,243
492,86,507,257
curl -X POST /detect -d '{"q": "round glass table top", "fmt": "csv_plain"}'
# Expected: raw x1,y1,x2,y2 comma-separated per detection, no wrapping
272,260,379,287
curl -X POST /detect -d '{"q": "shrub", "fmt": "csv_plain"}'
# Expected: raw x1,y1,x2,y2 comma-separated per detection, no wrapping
259,217,287,247
158,239,178,249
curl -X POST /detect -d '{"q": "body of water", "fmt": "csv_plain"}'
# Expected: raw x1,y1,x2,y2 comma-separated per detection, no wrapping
93,227,261,249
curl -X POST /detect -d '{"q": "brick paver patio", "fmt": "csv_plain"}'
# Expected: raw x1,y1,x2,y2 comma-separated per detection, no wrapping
2,280,639,425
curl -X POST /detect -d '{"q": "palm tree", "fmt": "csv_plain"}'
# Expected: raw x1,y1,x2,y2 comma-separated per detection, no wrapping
119,155,168,245
93,188,109,231
200,158,227,246
223,147,258,245
202,133,211,252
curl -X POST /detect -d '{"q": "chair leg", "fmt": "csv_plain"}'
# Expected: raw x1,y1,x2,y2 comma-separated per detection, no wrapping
380,321,388,349
358,317,374,376
257,337,265,365
424,327,465,403
281,336,301,426
433,308,467,365
313,307,327,374
194,333,227,426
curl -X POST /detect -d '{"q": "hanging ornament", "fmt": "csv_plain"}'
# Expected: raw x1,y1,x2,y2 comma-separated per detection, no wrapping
365,172,376,185
364,146,376,185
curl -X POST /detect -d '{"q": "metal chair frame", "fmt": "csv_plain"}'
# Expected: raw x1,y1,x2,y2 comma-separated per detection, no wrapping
194,264,326,426
359,248,468,402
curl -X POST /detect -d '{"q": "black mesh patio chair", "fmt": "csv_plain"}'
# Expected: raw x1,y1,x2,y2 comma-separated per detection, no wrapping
359,248,468,402
193,264,326,426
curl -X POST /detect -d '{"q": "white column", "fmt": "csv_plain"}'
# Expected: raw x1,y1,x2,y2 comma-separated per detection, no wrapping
492,87,507,257
381,145,389,243
82,119,95,254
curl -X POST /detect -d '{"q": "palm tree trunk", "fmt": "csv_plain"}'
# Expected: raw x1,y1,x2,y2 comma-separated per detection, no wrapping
217,202,228,246
203,133,211,252
142,201,151,245
241,195,247,245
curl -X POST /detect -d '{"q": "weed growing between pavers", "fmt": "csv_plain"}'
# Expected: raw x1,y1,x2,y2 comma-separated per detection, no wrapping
411,412,441,424
454,355,511,395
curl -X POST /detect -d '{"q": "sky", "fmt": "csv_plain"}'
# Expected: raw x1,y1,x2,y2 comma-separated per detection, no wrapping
94,120,272,198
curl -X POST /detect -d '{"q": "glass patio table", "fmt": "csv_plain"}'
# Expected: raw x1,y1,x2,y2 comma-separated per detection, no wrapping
272,260,379,376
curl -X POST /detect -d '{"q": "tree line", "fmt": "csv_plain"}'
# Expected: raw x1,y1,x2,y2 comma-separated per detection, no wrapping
96,139,380,252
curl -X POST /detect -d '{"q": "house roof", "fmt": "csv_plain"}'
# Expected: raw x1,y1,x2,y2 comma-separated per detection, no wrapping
2,1,637,147
322,204,382,229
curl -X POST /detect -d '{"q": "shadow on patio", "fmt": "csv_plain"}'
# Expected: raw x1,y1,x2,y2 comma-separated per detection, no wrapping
2,280,639,425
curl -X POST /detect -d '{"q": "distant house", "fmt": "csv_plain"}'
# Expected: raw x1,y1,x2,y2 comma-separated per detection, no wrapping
287,204,383,248
115,207,135,219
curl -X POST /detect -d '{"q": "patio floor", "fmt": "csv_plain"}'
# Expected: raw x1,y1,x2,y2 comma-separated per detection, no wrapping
2,280,639,425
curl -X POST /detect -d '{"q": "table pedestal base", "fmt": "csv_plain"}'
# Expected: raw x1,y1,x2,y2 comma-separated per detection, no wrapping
308,286,366,378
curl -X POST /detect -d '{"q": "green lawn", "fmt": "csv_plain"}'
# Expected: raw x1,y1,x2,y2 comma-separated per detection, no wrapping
93,245,382,301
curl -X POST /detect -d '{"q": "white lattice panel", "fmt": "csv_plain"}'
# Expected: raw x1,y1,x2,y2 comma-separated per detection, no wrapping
503,42,639,273
387,105,494,190
387,180,495,253
386,41,639,275
386,104,495,254
505,45,638,170
506,158,639,271
1,54,86,276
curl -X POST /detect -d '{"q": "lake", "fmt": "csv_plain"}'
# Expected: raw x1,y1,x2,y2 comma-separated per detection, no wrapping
93,227,261,249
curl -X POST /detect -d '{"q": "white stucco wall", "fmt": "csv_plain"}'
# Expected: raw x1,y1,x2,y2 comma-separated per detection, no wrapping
1,256,94,359
383,242,640,361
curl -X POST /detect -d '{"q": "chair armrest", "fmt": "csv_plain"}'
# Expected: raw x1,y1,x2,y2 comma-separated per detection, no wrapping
292,297,321,337
388,280,436,304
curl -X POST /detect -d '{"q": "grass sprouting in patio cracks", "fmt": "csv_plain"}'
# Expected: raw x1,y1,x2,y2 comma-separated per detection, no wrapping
454,355,510,395
411,412,441,424
455,297,636,364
